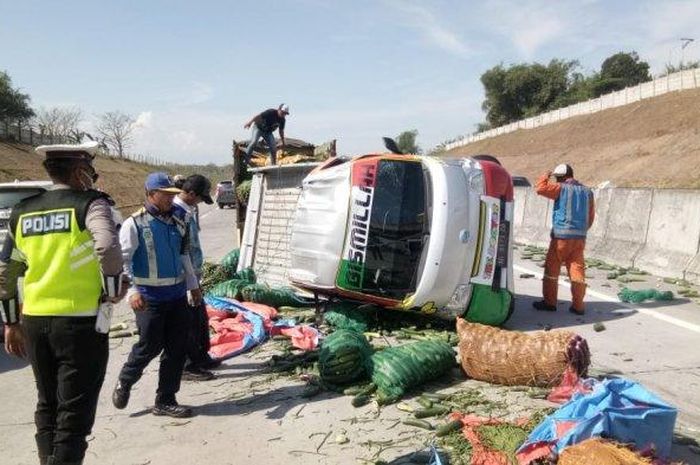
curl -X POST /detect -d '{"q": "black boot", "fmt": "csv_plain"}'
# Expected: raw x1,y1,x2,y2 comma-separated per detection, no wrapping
47,457,83,465
112,381,131,409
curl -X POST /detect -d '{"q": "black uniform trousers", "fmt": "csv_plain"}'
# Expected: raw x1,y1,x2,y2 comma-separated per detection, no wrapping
23,315,108,464
185,301,212,368
118,296,190,403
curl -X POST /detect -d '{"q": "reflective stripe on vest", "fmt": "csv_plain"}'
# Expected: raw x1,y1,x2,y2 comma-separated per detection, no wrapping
552,183,591,239
15,207,101,316
131,210,186,287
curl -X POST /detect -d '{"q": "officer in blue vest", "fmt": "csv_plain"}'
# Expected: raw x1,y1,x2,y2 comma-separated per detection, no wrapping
112,172,201,418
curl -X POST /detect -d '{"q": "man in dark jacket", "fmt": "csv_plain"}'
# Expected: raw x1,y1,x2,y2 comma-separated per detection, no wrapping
242,104,289,165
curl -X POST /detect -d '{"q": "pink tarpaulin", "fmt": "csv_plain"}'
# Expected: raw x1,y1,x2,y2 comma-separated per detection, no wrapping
205,297,319,359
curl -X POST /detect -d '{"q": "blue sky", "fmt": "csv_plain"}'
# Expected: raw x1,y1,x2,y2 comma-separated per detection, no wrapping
2,0,699,164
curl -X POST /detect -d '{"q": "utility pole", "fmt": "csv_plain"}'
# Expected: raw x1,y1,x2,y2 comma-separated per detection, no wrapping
681,38,694,67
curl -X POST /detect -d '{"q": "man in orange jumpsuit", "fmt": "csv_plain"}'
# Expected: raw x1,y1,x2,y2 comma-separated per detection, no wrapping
532,164,595,315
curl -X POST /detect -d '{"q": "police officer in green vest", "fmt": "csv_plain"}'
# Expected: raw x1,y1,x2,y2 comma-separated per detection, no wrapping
0,141,126,465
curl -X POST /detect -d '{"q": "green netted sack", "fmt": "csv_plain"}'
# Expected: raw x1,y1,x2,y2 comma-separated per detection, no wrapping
236,180,252,206
618,287,674,303
324,301,372,333
319,329,373,386
241,284,312,307
237,267,256,284
220,249,240,277
368,340,455,404
206,279,250,300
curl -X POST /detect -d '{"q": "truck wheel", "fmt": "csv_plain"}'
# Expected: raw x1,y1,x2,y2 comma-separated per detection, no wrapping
217,203,223,209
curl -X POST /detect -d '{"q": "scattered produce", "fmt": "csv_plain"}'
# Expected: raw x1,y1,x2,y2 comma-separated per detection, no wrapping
368,340,456,404
318,329,373,386
618,287,674,303
241,284,313,307
436,420,463,437
402,419,434,430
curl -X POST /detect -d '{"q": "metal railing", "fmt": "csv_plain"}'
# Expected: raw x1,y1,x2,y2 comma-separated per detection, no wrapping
0,120,68,146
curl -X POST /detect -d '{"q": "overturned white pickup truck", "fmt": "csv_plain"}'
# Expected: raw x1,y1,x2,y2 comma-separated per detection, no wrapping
288,151,515,324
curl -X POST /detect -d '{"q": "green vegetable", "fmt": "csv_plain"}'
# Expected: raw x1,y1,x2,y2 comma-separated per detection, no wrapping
414,406,451,419
436,419,463,437
301,384,321,398
343,386,364,396
422,392,451,401
368,340,455,404
319,329,373,386
402,419,434,430
351,394,370,407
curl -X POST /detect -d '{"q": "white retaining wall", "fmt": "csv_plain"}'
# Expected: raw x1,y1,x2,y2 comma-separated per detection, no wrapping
445,69,700,151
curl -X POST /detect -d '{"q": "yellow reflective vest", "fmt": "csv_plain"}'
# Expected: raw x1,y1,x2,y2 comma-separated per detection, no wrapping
11,189,106,316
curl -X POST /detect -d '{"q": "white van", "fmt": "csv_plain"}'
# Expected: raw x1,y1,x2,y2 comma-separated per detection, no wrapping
0,180,53,248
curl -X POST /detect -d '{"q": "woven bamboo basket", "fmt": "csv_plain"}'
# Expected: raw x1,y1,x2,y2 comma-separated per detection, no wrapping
456,318,583,387
558,438,654,465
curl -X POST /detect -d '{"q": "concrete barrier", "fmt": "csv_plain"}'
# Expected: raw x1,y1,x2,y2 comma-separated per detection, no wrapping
590,188,652,267
686,253,700,285
635,190,700,279
515,188,550,247
512,186,700,284
585,187,613,254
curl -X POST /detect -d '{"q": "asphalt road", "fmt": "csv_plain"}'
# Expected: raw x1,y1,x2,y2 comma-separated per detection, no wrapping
1,204,699,464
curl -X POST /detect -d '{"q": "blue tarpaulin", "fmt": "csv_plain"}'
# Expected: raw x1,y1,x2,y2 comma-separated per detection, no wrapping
517,378,677,463
205,296,267,359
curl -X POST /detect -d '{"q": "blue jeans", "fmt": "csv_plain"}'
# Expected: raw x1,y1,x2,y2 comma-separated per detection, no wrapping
244,124,277,165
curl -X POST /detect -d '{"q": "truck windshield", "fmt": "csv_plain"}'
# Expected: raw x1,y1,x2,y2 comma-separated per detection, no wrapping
362,160,427,299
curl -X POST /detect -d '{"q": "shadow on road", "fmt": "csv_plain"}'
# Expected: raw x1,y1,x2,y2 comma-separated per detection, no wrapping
505,291,684,332
0,349,29,374
195,383,342,419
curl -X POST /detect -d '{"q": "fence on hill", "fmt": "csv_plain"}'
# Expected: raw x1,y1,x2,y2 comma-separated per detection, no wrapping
0,120,68,146
0,119,170,166
444,68,700,151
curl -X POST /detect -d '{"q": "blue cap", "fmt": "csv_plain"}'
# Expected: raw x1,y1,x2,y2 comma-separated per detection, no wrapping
145,172,181,193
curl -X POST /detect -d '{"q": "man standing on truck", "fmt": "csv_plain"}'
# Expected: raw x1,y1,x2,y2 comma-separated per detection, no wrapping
242,104,289,166
532,164,595,315
1,141,126,465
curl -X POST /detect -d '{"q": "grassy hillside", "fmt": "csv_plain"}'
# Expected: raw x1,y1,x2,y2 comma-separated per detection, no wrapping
0,142,234,214
445,88,700,189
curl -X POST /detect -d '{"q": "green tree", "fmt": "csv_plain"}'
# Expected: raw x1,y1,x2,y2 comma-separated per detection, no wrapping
0,71,35,121
395,129,421,154
480,59,578,126
593,51,651,96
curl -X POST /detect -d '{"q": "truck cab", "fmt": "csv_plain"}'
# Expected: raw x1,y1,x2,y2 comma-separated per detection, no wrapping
288,153,514,324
